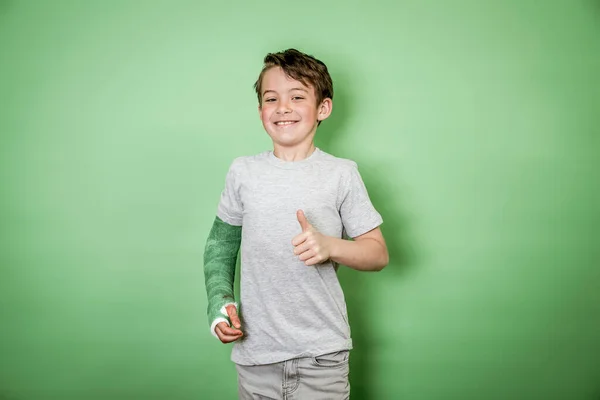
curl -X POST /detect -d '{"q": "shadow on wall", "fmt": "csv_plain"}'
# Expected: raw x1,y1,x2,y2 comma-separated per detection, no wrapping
315,61,420,400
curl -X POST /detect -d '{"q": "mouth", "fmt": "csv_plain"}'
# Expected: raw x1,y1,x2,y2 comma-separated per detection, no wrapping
273,120,299,127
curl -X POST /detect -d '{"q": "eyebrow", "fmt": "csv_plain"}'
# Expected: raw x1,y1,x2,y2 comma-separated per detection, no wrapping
262,87,308,96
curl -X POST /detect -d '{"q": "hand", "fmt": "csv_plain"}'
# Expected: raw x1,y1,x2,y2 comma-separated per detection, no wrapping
292,210,332,266
215,304,243,344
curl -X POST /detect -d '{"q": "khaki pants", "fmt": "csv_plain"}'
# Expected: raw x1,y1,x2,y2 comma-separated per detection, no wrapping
235,350,350,400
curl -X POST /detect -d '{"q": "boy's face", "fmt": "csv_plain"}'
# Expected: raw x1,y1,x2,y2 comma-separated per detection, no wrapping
258,67,332,149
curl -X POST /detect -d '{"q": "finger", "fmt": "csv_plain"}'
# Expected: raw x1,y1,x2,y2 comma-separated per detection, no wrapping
216,321,242,335
298,249,316,262
219,325,243,337
216,325,243,343
217,322,243,336
292,232,308,246
293,241,312,256
297,210,311,232
305,255,324,266
225,304,242,329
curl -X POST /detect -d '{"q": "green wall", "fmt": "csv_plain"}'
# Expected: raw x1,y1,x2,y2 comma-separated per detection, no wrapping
1,1,598,399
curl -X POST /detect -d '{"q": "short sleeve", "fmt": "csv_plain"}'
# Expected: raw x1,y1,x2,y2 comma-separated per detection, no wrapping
339,163,383,238
216,160,243,226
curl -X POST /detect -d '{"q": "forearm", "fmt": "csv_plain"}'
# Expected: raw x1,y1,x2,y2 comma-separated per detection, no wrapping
204,216,241,327
328,236,388,271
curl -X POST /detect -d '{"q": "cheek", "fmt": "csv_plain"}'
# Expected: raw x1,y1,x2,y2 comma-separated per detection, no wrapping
298,104,318,116
259,107,272,122
259,111,268,123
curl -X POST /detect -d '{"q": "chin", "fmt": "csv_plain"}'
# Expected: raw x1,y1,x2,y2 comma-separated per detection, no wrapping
267,132,304,144
270,138,302,147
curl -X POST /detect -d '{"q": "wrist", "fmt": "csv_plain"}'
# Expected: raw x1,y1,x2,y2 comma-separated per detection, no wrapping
327,236,344,261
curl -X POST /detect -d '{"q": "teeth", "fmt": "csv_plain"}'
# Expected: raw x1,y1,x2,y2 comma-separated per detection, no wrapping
275,121,296,126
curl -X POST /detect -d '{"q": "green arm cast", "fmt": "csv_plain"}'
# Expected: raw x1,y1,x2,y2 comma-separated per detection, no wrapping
203,216,242,328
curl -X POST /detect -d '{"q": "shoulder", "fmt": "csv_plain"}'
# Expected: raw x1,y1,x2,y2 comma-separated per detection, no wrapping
316,150,368,194
228,151,271,172
316,150,362,187
316,149,359,172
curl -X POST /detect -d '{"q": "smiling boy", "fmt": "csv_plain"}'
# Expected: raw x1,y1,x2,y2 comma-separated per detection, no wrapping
204,48,388,399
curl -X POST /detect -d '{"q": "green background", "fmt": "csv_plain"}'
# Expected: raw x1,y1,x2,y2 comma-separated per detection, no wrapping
1,1,599,399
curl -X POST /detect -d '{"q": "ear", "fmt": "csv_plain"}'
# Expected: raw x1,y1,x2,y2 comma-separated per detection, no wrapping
258,104,262,119
317,98,333,122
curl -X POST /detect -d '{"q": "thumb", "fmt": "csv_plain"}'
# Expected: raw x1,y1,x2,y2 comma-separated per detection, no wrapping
225,304,241,329
297,209,311,232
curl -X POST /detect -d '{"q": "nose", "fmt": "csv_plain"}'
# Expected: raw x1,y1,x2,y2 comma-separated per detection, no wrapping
276,99,292,114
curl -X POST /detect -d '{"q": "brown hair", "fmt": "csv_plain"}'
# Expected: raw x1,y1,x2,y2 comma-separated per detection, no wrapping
254,48,334,106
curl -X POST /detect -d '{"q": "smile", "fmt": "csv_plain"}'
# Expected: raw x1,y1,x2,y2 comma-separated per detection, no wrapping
274,121,298,126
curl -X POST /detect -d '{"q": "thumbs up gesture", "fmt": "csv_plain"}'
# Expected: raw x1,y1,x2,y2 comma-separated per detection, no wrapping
292,210,333,266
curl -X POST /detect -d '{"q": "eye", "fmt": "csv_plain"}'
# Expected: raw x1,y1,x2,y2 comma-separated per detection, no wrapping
292,96,305,101
264,98,276,103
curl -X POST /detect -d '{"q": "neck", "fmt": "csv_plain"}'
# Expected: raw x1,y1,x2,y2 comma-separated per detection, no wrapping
273,142,316,162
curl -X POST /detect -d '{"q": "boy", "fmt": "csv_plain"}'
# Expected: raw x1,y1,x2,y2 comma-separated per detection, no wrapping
204,48,388,399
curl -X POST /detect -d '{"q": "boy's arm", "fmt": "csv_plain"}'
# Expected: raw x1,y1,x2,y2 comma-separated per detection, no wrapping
328,227,388,271
293,210,388,271
204,216,243,340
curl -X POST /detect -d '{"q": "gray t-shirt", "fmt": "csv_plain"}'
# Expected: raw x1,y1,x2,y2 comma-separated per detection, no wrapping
217,148,383,365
